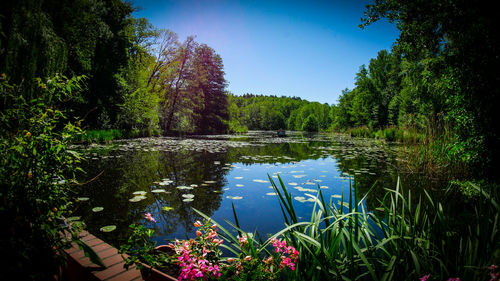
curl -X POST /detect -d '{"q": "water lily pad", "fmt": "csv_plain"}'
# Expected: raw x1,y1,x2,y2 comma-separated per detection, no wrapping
129,195,146,202
234,177,243,179
253,179,268,183
288,182,298,186
162,206,174,211
182,194,195,199
77,197,89,201
226,196,243,200
92,207,104,212
235,184,244,187
151,189,166,193
293,175,306,178
182,198,194,202
66,216,81,222
214,161,221,165
176,185,193,190
100,225,116,232
204,180,216,184
320,186,329,189
332,194,342,198
266,192,277,196
133,191,147,195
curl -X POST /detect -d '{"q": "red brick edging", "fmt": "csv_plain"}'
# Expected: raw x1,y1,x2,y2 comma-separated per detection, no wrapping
64,231,142,281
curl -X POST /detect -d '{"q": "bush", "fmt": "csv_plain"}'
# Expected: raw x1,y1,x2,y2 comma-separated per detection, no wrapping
301,115,318,132
0,74,103,279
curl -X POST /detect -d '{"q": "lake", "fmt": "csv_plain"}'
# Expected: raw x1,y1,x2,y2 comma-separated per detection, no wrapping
74,131,419,248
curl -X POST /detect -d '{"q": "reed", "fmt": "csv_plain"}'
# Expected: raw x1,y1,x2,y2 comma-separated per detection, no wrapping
267,175,499,280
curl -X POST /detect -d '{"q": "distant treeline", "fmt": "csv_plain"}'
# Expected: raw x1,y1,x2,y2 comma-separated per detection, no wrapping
227,94,332,132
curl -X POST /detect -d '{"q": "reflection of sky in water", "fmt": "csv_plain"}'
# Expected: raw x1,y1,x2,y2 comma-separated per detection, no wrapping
152,157,358,245
75,133,394,248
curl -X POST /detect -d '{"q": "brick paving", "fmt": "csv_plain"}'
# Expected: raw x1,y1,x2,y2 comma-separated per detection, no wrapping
64,231,142,281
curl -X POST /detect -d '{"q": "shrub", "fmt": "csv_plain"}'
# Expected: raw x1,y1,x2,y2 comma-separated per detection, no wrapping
301,115,318,132
0,74,103,279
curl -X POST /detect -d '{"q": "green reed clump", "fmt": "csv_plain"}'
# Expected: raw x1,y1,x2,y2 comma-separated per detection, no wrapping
269,175,499,280
74,129,123,143
348,126,423,143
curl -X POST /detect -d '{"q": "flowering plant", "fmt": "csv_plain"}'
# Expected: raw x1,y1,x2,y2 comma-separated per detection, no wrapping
120,212,299,281
167,219,223,280
219,235,299,280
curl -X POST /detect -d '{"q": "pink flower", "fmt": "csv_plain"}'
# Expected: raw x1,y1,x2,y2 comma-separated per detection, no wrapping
447,278,461,281
196,230,202,237
227,258,235,263
144,212,156,223
238,236,248,244
208,230,218,239
193,220,202,227
419,274,430,281
244,255,252,261
211,224,217,229
212,238,223,245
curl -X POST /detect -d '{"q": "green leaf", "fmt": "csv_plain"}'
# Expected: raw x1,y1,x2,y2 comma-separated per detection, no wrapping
74,239,105,268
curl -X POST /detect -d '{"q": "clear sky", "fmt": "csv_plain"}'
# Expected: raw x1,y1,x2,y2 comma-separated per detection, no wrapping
130,0,399,105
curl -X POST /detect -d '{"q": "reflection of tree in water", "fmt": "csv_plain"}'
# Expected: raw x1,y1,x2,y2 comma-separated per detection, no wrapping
76,149,229,246
149,150,227,237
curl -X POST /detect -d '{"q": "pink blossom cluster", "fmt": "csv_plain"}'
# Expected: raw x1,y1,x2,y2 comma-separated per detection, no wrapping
489,264,499,281
176,243,221,280
420,274,461,281
145,212,156,223
270,237,299,271
168,220,223,280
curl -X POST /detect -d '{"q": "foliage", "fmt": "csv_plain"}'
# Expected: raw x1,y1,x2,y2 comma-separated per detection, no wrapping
0,0,135,127
228,94,332,132
348,126,423,143
301,115,318,132
269,174,499,280
361,0,500,181
73,129,124,144
120,222,168,271
0,74,104,279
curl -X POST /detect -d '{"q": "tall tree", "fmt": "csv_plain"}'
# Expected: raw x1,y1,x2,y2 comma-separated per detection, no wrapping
362,0,500,179
190,44,228,133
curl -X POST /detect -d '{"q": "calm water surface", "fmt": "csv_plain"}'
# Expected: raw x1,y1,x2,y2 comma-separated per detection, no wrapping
74,131,411,247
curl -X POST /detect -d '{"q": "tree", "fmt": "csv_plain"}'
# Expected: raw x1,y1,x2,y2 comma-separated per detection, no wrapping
302,115,319,132
362,0,500,179
190,44,228,134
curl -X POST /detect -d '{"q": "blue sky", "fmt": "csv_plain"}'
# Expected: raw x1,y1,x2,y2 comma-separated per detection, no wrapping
131,0,399,104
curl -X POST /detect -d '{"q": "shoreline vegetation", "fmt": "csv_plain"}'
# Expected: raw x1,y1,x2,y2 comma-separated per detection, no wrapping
1,0,499,280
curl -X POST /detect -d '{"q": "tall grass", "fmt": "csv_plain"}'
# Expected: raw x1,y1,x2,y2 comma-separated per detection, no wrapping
268,175,499,280
348,126,423,143
398,126,468,181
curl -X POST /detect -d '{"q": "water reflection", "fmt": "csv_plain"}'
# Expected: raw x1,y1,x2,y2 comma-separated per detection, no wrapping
74,132,426,248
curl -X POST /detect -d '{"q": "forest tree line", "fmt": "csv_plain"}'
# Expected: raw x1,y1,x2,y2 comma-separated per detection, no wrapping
2,0,499,180
1,0,228,136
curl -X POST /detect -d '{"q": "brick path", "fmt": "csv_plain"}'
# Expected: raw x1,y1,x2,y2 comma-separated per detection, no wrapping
64,231,142,281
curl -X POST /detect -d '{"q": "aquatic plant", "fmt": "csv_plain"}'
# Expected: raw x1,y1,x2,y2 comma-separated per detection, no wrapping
269,175,499,280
